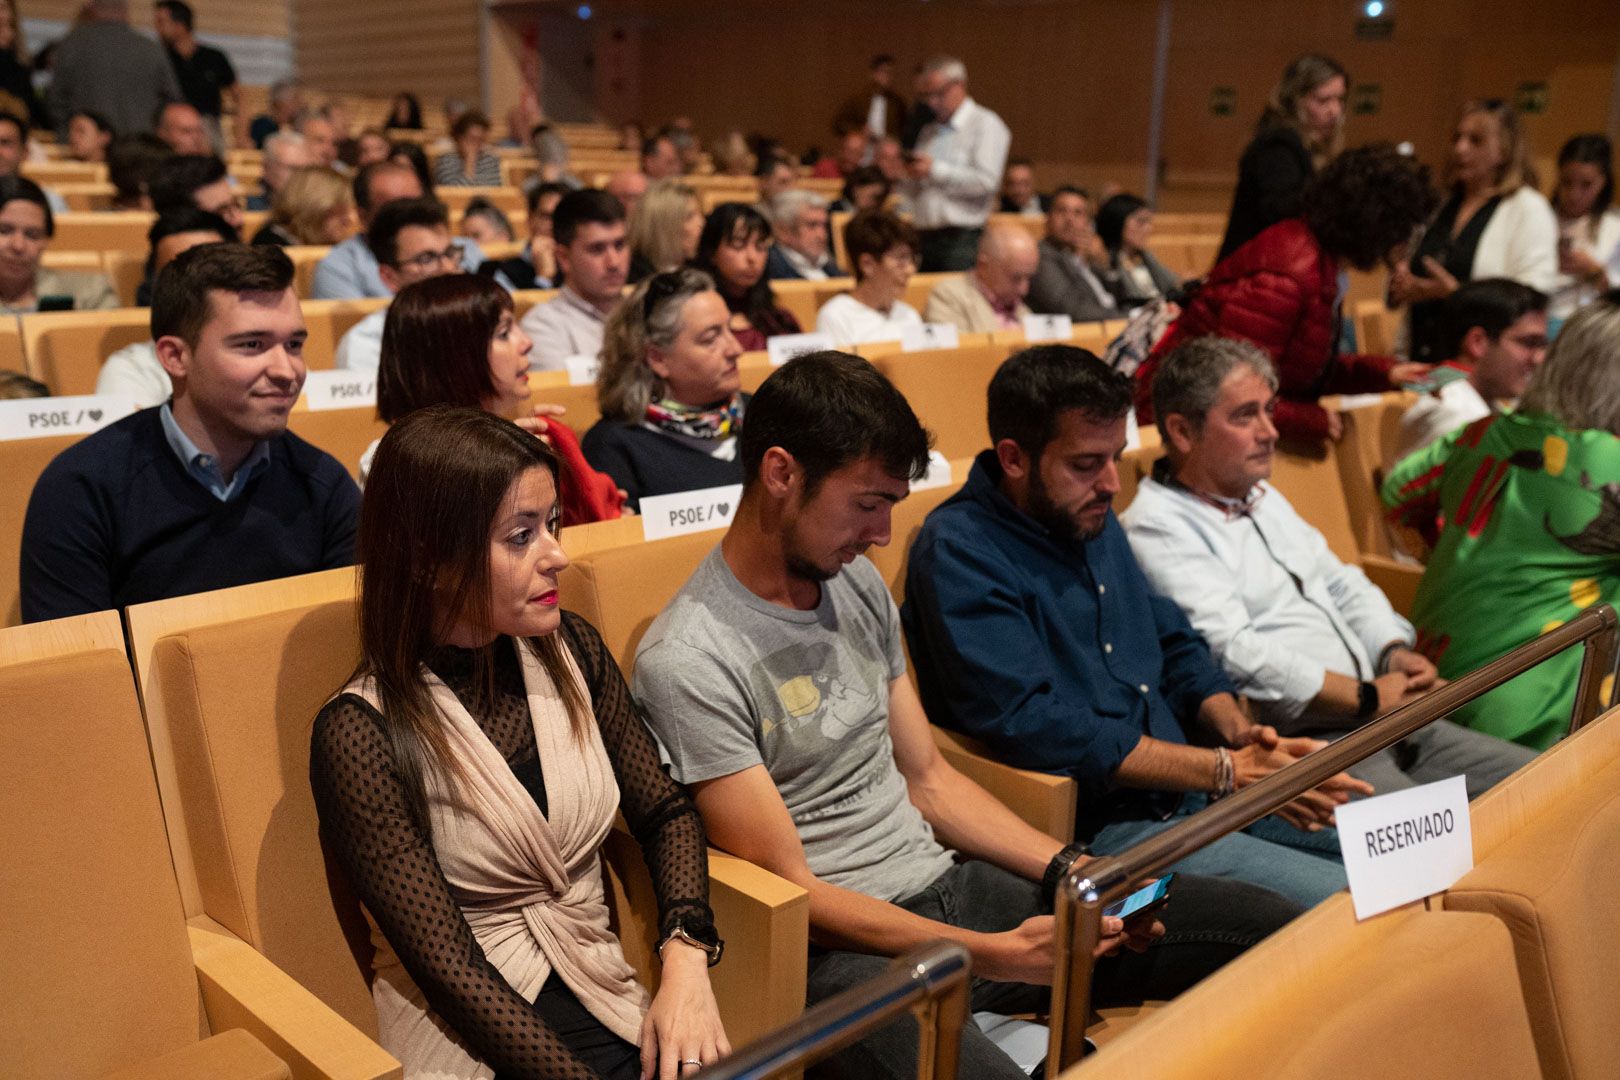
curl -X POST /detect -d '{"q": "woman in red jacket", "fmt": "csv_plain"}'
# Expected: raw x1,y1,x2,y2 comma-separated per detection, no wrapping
1138,144,1436,443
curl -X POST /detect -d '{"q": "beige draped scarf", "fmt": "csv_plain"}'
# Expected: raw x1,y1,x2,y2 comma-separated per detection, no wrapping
341,638,649,1079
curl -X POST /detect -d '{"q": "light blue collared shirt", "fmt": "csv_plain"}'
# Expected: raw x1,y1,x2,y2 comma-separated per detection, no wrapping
159,402,272,502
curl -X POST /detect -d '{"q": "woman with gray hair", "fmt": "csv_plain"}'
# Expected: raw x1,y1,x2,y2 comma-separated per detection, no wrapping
1383,290,1620,750
582,268,747,511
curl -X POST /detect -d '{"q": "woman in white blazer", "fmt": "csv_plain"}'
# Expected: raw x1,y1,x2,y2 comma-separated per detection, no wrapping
1548,134,1620,329
1392,99,1559,362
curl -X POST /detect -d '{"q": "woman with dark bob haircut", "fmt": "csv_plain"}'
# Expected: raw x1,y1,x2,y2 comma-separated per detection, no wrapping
1136,143,1437,444
691,202,802,350
366,273,624,523
311,405,730,1079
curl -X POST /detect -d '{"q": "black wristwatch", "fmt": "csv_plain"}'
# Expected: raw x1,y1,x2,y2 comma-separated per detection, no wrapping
1041,841,1092,907
657,918,724,967
1357,680,1380,719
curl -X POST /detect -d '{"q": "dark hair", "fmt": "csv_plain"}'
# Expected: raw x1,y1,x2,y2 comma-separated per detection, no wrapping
1303,143,1436,271
754,152,794,180
379,143,430,198
1051,184,1091,205
0,176,53,236
1440,279,1549,358
641,133,674,160
553,187,625,248
151,243,294,348
143,206,237,284
987,345,1134,456
0,109,28,142
1094,193,1148,254
357,405,588,831
871,53,895,69
1005,155,1034,171
844,210,918,282
108,133,171,204
841,165,889,206
450,109,490,141
741,351,932,494
387,92,423,130
156,0,194,30
148,154,227,214
153,99,199,131
527,180,571,216
696,202,792,332
69,109,112,136
366,196,449,267
1555,134,1614,228
461,197,513,241
354,159,424,215
377,274,511,422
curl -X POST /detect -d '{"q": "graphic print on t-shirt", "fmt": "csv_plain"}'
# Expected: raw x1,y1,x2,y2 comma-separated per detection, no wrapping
751,640,883,744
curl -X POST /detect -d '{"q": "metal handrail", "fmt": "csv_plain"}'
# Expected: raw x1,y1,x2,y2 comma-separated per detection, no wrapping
695,941,971,1080
1046,603,1619,1075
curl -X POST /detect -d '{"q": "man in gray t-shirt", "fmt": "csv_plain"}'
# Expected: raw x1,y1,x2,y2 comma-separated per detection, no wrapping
632,352,1296,1080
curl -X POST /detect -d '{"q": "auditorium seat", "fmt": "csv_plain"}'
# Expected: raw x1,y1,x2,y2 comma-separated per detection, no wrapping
1352,298,1405,356
39,248,105,274
287,245,332,298
521,377,605,437
21,307,148,396
1358,553,1421,618
1327,391,1415,559
299,297,390,369
52,211,154,254
0,610,394,1080
21,159,106,186
854,331,995,359
1063,896,1541,1079
104,248,147,307
0,312,24,373
1442,749,1620,1080
122,570,808,1050
510,286,560,319
873,344,1016,460
1267,440,1361,564
432,185,527,215
0,433,77,627
285,406,389,483
53,181,115,211
1468,704,1620,859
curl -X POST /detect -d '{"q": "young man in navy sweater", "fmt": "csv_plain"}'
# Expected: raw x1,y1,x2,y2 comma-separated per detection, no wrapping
21,243,360,622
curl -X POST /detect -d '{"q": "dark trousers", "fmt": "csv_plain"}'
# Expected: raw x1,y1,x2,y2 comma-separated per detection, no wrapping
918,226,984,273
805,860,1300,1080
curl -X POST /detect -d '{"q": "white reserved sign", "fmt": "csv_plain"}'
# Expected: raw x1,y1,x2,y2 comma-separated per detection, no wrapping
640,483,743,542
0,394,137,440
912,450,954,491
563,353,600,386
1022,313,1073,342
1335,775,1473,920
901,322,960,352
302,369,376,411
766,332,835,366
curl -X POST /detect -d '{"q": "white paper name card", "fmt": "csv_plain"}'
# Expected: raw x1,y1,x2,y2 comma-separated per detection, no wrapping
912,450,954,491
640,483,743,542
0,394,137,441
302,370,376,411
901,322,960,352
1335,775,1472,920
1022,313,1073,342
766,332,835,366
563,354,600,386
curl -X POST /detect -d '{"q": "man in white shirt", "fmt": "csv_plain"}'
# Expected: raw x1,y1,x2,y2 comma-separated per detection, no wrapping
905,55,1011,272
1122,336,1536,798
1390,278,1549,466
764,190,843,281
334,199,466,373
97,207,238,406
815,210,923,345
519,188,629,372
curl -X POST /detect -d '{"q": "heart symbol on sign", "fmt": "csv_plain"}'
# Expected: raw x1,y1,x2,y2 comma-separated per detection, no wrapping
87,409,102,421
716,502,731,517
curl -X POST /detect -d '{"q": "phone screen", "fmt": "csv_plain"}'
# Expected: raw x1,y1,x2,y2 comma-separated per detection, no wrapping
1103,873,1173,920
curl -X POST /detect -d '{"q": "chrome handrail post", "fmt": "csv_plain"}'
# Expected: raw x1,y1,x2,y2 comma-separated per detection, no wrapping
1047,859,1115,1075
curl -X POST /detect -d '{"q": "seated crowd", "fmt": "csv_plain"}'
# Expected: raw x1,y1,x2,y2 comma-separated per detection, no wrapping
10,29,1620,1080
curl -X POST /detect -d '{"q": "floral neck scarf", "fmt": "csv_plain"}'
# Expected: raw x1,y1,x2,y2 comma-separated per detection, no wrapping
645,395,743,440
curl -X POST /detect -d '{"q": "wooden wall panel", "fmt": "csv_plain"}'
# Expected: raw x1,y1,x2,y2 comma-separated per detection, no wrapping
23,0,288,41
292,0,481,105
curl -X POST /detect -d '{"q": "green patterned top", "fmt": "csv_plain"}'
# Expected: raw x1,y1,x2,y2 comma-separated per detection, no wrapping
1382,410,1620,749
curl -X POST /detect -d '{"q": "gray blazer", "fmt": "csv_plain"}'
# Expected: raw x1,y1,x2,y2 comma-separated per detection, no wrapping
1027,237,1121,323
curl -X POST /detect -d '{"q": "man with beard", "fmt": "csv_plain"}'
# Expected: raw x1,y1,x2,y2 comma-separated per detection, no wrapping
902,344,1368,908
635,350,1301,1080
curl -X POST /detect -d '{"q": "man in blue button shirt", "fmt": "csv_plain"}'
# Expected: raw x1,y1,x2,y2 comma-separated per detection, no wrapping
901,344,1369,906
21,244,360,622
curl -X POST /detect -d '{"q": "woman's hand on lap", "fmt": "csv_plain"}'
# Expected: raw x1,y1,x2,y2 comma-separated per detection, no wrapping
640,941,729,1079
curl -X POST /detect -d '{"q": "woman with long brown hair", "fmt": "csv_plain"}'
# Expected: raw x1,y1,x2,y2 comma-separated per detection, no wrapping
1218,54,1348,261
311,405,729,1079
364,273,624,524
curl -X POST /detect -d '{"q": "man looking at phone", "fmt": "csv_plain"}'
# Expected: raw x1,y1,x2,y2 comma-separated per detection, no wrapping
904,55,1011,272
903,344,1371,909
635,351,1300,1080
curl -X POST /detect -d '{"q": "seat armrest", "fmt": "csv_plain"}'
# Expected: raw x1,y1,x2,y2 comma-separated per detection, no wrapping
932,727,1077,841
188,915,402,1080
1360,554,1423,619
707,850,810,1048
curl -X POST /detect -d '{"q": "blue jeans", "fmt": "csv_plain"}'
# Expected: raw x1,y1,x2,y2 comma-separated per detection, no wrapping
1091,797,1347,909
804,860,1300,1080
